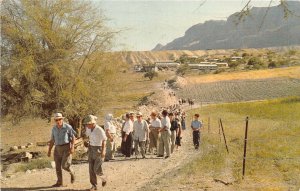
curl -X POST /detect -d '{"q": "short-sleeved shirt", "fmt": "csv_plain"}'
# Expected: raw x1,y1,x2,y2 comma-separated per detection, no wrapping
161,116,171,133
104,121,117,134
123,120,133,135
86,125,107,146
150,118,162,129
133,120,149,141
51,123,75,146
170,120,179,131
191,120,202,129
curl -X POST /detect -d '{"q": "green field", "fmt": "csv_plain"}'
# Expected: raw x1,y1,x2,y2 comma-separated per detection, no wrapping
150,97,300,190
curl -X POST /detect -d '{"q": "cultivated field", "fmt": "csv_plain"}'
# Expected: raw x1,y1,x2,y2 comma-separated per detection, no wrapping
177,78,300,103
185,66,300,84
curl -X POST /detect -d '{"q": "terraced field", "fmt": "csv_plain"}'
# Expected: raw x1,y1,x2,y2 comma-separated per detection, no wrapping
177,78,300,103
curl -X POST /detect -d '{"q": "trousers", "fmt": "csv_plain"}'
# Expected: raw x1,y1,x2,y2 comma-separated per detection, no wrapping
54,144,74,184
88,146,104,187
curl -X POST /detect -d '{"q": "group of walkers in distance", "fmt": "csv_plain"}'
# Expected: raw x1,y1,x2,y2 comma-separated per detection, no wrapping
48,108,203,191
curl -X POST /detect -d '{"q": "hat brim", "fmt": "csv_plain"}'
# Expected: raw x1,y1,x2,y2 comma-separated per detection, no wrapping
54,117,64,120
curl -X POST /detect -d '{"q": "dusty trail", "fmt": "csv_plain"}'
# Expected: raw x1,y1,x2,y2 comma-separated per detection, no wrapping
1,83,202,191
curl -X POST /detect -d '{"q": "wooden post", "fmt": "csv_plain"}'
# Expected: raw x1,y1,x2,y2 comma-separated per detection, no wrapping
242,117,249,179
218,119,221,143
219,119,229,153
208,117,210,133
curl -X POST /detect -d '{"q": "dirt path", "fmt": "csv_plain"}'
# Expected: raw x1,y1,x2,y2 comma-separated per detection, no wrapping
1,82,201,191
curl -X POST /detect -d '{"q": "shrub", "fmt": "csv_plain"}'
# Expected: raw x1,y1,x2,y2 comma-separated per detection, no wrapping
144,71,158,80
16,158,52,172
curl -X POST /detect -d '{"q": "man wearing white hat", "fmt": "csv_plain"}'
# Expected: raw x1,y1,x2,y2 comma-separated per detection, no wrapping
133,112,149,159
48,113,76,187
104,114,117,161
84,115,108,191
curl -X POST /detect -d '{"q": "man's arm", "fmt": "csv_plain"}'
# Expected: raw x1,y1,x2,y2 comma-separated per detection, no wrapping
70,135,76,154
48,139,54,157
101,140,106,159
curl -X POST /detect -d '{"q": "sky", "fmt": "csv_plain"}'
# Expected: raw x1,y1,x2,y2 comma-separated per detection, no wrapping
94,0,285,51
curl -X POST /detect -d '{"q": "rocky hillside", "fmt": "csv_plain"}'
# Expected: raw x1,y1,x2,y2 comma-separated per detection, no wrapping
153,1,300,50
119,49,234,65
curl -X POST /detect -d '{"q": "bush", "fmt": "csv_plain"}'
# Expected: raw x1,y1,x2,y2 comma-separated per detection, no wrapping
247,57,263,66
16,158,52,172
144,71,158,80
176,63,190,76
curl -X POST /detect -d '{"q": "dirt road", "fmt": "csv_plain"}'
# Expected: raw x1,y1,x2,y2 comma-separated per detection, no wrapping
1,132,200,191
1,82,202,191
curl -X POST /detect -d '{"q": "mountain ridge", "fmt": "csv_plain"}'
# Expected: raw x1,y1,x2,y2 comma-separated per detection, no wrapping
153,1,300,51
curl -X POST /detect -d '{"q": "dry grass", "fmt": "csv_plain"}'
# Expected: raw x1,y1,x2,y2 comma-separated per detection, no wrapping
185,66,300,84
185,97,300,190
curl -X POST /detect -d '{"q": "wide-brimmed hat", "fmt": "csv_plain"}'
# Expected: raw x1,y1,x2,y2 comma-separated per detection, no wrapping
136,112,143,117
54,113,64,120
105,113,113,121
83,115,97,125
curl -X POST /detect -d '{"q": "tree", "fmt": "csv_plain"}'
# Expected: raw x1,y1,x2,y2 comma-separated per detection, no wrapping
144,71,158,80
1,0,123,136
176,63,190,76
247,57,263,66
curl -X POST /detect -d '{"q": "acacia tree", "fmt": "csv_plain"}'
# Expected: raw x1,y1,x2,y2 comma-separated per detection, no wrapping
1,0,123,136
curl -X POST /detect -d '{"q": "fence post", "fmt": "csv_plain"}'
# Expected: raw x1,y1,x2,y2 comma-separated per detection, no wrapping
218,119,221,142
242,116,249,179
219,118,229,153
208,117,210,133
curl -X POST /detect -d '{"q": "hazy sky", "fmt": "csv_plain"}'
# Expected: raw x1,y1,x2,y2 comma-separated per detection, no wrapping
95,0,285,51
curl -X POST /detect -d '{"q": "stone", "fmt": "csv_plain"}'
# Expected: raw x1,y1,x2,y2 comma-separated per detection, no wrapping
18,145,26,149
26,170,31,174
24,152,33,159
10,146,18,151
51,161,56,168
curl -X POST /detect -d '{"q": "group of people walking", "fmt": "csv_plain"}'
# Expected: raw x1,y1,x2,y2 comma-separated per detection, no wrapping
120,110,183,160
48,110,202,190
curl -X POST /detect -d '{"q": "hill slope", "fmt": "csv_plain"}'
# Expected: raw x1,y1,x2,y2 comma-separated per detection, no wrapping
154,1,300,50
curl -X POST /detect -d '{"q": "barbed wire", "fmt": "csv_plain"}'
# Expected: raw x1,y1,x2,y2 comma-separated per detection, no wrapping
244,157,300,161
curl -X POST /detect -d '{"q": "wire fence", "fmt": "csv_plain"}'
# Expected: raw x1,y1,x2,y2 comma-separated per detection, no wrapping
201,116,300,179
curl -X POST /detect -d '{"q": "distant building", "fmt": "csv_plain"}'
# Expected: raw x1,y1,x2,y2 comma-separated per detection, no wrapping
155,61,180,68
134,65,143,72
215,62,229,68
143,65,158,72
188,63,218,71
231,56,243,60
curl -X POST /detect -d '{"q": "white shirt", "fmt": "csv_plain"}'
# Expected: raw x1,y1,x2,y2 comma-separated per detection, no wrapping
104,121,117,134
161,116,171,132
123,120,133,135
86,125,107,146
151,118,162,129
133,120,149,141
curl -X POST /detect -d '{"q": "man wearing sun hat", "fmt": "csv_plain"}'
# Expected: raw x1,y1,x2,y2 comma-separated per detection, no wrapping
48,112,76,187
133,112,149,159
84,115,108,191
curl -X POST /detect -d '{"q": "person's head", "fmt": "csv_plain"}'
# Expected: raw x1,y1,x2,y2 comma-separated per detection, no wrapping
129,111,135,121
105,113,113,121
125,113,130,120
54,113,64,127
162,110,168,117
194,114,200,120
168,112,174,120
150,111,157,119
83,115,97,129
136,112,143,122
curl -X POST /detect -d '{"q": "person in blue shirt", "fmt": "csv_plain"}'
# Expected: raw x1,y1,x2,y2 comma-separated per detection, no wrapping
48,113,76,187
191,114,202,150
